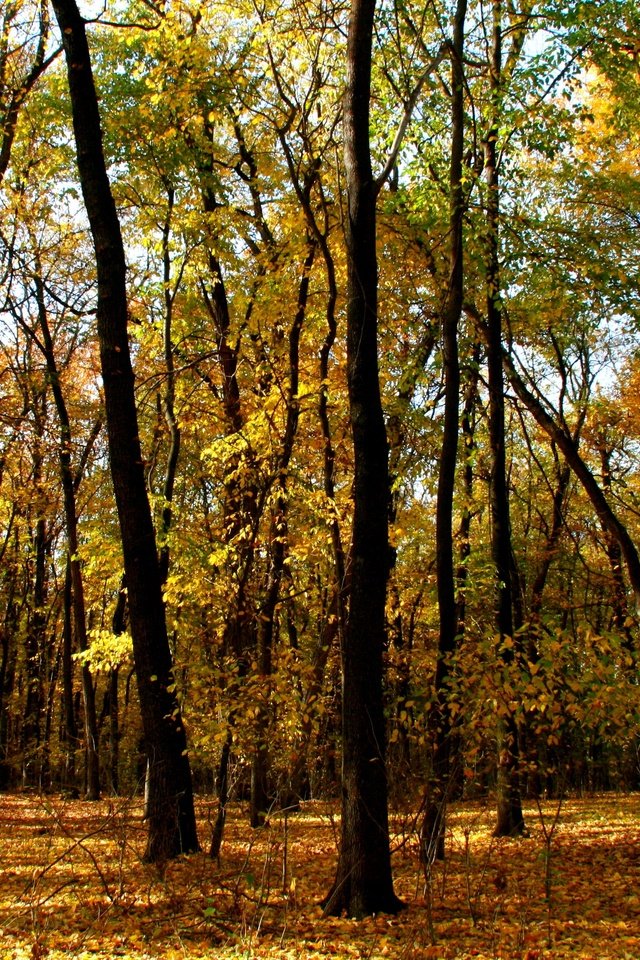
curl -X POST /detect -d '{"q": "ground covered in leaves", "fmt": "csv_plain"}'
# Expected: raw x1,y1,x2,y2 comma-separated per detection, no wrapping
1,791,639,959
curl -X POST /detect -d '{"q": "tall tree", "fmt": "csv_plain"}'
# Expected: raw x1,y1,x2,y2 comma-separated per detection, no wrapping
50,0,198,860
31,263,101,800
422,0,467,864
322,0,401,918
484,0,525,838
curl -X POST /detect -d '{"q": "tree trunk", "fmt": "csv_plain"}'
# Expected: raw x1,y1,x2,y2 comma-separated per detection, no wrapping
598,442,635,657
22,513,47,789
323,0,400,918
497,346,640,601
422,0,467,865
0,0,52,184
51,0,198,860
0,569,18,790
108,580,127,795
34,271,101,800
62,559,78,791
485,0,524,839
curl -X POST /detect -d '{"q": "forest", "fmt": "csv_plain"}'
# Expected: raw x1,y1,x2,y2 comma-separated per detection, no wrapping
1,0,640,950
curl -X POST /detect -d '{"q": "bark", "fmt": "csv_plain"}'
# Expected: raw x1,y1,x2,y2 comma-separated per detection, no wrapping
157,184,181,587
323,0,401,918
61,559,78,789
277,118,349,802
22,513,47,788
0,564,19,790
249,235,315,823
108,580,127,795
484,0,524,839
529,461,571,625
598,443,635,657
198,182,257,850
455,341,481,633
51,0,198,860
34,271,100,800
497,346,640,601
210,728,232,861
422,0,467,865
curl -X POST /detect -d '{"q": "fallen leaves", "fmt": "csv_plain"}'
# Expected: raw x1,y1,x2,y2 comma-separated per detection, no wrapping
0,793,639,959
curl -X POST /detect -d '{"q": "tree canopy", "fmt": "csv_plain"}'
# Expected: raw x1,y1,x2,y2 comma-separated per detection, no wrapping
1,0,639,917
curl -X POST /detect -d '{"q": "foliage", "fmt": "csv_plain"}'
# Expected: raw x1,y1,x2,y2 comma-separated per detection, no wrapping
1,793,640,958
0,0,639,918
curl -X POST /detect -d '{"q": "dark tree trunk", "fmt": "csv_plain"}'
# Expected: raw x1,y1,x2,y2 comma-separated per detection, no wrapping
210,728,232,861
522,454,571,795
422,0,467,865
277,120,349,806
496,347,640,602
455,340,481,634
323,0,400,918
0,571,18,790
157,185,181,587
107,580,127,795
34,271,100,800
0,0,52,185
51,0,198,860
41,637,60,793
198,188,257,850
484,0,524,839
22,513,47,789
62,559,78,789
250,240,314,827
598,443,635,658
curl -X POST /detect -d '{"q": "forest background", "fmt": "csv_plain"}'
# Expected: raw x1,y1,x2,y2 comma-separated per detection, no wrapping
1,0,640,938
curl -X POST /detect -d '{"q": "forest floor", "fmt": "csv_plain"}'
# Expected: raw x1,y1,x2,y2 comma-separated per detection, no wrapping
0,791,639,960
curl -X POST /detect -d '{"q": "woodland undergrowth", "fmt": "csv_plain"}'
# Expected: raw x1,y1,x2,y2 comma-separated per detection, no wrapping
1,792,639,960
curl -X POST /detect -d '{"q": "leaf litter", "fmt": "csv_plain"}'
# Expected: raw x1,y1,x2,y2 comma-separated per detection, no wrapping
0,793,639,959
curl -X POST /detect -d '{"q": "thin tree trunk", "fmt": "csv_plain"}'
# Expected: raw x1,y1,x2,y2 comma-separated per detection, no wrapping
22,513,47,789
62,559,78,791
422,0,467,865
51,0,198,860
484,0,524,838
598,442,634,655
0,568,18,790
0,0,53,184
250,239,315,826
157,184,180,587
323,0,401,917
496,345,640,601
34,270,101,800
108,579,127,795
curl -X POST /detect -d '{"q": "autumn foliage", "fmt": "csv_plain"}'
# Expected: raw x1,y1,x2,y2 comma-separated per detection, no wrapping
1,792,640,959
1,0,640,937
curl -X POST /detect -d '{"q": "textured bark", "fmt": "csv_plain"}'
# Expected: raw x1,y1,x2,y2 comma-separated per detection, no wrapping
51,0,198,860
22,512,47,788
422,0,467,866
323,0,400,918
61,560,78,788
0,568,19,789
598,443,635,657
34,272,100,800
157,186,181,587
484,0,524,839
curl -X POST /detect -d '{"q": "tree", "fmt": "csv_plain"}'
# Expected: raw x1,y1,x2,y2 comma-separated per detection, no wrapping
50,0,198,860
421,0,467,864
0,0,56,183
322,0,402,918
